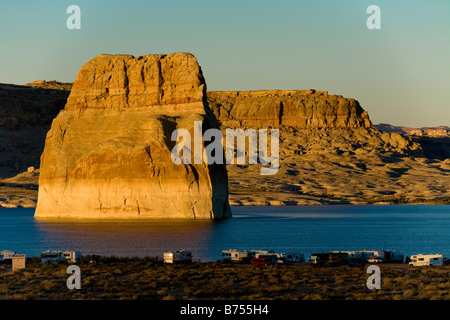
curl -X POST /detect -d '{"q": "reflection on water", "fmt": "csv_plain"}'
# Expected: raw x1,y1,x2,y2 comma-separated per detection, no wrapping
34,219,218,259
0,205,449,262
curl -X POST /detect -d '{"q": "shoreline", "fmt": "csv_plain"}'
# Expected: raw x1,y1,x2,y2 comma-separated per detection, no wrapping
1,200,449,210
1,201,450,211
1,259,450,300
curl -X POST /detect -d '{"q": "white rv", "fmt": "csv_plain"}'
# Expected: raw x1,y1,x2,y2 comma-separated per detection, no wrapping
0,250,17,263
41,251,68,264
164,250,192,264
409,254,443,267
254,250,277,258
41,250,81,264
279,253,305,263
222,249,255,262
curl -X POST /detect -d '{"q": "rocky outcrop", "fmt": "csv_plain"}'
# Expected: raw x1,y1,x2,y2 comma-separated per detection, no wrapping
375,123,450,137
24,80,73,91
207,90,422,156
35,53,231,219
207,90,372,129
408,129,450,137
206,90,448,206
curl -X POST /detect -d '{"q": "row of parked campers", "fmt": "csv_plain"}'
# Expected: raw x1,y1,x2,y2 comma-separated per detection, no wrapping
309,250,405,266
40,250,82,264
222,249,305,265
160,250,446,266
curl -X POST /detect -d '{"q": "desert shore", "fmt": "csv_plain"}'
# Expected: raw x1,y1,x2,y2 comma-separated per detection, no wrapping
2,156,449,209
1,259,449,300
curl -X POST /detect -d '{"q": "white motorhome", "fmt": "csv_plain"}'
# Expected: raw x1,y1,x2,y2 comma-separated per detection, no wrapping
279,253,305,263
41,251,68,264
0,250,17,263
409,254,443,267
222,249,255,262
254,250,277,258
164,250,192,264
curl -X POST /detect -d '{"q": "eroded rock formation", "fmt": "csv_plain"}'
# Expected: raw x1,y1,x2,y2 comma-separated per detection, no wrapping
35,53,231,219
207,90,372,129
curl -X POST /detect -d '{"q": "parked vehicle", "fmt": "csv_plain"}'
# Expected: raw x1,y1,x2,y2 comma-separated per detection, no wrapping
251,257,278,266
383,250,404,263
0,250,17,264
222,249,255,263
368,256,383,263
62,251,82,264
332,249,404,264
41,251,67,264
254,251,281,264
310,252,349,266
164,250,192,264
279,253,305,263
409,254,443,267
40,250,81,264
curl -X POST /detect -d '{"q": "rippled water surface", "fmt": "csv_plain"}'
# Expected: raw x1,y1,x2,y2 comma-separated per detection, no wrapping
0,205,449,261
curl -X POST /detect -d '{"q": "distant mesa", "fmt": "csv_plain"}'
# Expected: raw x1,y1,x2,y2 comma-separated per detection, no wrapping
24,80,73,91
207,90,372,129
375,123,450,137
35,53,231,219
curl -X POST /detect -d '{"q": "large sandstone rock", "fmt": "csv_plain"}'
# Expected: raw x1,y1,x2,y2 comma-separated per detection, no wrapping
35,53,231,219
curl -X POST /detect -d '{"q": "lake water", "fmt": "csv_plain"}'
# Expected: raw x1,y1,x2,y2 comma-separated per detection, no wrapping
0,205,449,262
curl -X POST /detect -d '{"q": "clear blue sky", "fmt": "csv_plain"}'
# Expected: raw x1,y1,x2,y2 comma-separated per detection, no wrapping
1,0,449,127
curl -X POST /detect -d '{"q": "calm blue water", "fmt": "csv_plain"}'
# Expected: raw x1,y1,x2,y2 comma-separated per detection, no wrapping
0,205,449,262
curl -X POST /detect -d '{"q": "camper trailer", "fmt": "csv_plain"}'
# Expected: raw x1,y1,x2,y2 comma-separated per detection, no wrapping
222,249,255,263
409,254,443,267
164,250,192,264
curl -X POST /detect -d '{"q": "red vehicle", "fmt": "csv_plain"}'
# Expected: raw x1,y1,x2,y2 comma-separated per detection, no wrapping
251,256,278,266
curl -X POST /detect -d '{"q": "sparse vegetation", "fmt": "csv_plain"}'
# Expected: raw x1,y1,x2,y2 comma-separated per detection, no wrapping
1,259,449,300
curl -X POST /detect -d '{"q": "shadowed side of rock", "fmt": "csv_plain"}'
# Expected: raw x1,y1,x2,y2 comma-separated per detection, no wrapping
35,53,231,219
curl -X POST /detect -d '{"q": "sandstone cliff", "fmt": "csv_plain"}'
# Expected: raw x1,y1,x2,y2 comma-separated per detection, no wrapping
207,90,372,129
206,90,449,206
35,53,231,219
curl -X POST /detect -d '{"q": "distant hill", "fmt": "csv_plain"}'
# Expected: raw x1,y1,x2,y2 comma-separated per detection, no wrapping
24,80,73,91
375,123,450,136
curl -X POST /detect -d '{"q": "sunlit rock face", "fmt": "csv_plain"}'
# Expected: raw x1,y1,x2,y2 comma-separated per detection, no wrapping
35,53,231,219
